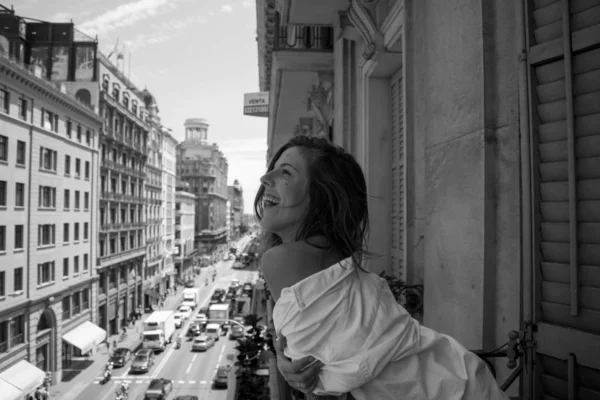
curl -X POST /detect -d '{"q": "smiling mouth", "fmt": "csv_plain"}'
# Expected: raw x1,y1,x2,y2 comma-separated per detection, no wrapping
262,194,280,208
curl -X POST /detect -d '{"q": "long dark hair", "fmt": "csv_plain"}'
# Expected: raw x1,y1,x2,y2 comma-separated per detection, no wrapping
254,136,370,268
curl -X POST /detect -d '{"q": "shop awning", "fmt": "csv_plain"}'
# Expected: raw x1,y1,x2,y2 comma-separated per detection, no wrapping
63,320,107,354
0,360,45,400
144,289,161,300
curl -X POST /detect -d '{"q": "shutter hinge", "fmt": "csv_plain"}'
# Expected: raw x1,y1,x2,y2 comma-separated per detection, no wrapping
518,50,528,62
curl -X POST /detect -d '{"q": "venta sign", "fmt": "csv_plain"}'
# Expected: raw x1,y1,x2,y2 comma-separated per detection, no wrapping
243,92,269,117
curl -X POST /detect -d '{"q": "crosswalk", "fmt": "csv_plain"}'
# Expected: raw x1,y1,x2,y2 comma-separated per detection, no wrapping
94,377,212,385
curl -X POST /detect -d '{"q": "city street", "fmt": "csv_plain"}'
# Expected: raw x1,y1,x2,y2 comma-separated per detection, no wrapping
76,236,258,400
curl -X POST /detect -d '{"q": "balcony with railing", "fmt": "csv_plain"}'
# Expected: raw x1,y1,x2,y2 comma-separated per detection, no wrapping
275,22,334,52
99,246,146,267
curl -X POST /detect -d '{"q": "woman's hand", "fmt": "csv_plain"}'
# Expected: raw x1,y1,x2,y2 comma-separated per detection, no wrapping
274,334,324,394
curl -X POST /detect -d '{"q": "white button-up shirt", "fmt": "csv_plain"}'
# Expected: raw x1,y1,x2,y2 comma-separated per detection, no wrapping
273,257,509,400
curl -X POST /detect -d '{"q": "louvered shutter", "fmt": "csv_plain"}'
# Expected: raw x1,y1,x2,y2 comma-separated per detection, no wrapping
527,0,600,398
390,68,406,281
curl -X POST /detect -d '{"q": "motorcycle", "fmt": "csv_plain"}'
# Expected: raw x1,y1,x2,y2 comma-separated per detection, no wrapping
103,363,113,384
204,279,209,286
175,336,181,349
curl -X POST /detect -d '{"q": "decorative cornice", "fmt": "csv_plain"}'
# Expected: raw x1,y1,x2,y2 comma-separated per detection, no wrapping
347,0,384,60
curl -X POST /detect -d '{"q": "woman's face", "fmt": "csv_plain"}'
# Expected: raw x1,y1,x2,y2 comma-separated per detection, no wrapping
259,146,310,242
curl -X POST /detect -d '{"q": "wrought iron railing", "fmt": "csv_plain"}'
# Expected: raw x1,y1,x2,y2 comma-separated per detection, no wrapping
275,14,333,51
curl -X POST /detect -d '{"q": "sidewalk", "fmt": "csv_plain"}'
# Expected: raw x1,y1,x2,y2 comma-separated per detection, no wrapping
49,285,190,400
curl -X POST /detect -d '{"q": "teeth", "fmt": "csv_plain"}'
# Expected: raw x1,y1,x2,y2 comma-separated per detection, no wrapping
263,194,280,206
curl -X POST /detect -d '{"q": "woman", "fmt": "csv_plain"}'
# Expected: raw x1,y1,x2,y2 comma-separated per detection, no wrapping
256,136,508,400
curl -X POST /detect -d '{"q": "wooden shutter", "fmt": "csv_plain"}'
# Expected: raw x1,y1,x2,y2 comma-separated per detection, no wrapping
390,68,406,281
527,0,600,398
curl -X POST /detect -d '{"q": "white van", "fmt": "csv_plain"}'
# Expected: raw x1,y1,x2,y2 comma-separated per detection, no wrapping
205,323,222,341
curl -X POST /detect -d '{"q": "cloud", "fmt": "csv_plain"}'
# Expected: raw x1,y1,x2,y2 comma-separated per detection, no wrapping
50,12,72,22
121,14,207,50
241,0,253,7
78,0,179,35
220,4,233,13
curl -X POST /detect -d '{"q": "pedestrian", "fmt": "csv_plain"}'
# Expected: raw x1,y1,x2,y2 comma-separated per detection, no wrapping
106,339,110,354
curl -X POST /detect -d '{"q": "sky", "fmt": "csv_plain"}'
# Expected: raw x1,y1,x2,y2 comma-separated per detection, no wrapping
16,0,267,214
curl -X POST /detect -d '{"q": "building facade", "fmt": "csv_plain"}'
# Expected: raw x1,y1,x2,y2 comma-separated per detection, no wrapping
0,14,103,388
227,179,244,240
142,90,164,309
175,183,196,280
257,0,600,399
176,118,229,254
161,129,177,290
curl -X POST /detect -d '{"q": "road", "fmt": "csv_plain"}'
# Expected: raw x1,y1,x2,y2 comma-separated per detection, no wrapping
76,235,259,400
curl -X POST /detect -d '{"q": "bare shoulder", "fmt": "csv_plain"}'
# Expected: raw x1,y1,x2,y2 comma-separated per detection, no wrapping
260,242,321,302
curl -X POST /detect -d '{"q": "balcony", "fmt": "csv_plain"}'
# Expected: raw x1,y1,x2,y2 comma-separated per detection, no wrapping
276,0,348,25
100,91,149,132
99,246,146,268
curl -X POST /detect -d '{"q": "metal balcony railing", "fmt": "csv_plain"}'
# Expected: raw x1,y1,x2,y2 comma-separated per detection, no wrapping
275,14,333,51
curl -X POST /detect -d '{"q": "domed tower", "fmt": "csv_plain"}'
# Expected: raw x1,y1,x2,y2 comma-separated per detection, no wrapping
184,118,209,142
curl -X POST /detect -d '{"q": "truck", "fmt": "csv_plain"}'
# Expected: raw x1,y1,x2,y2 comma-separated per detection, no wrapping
142,311,176,352
208,303,231,323
205,323,222,341
182,288,201,309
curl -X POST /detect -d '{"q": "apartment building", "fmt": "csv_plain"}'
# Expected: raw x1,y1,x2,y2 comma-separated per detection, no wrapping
97,53,148,334
175,183,196,280
0,21,102,389
161,128,177,291
256,0,600,398
227,179,244,240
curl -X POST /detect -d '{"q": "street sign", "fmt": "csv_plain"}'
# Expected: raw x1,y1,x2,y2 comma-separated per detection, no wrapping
243,92,269,117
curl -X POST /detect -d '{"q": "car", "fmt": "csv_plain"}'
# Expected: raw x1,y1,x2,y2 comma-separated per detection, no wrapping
195,313,208,324
192,334,215,351
184,280,195,288
178,305,192,320
213,365,231,388
144,378,173,399
198,306,209,315
225,291,235,301
173,314,183,328
187,322,204,338
173,396,199,400
109,347,132,367
229,324,245,340
230,278,240,288
130,349,155,374
232,261,245,269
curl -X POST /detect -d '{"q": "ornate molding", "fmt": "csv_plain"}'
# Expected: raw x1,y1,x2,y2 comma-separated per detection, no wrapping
308,79,334,139
347,0,383,60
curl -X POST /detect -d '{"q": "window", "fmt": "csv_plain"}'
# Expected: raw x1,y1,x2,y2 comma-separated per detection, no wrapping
41,109,58,132
39,185,56,208
14,225,23,250
15,183,24,207
73,255,79,274
72,292,80,315
0,271,4,297
0,135,7,162
62,296,70,320
39,147,57,171
120,236,126,251
65,155,71,175
84,222,89,240
10,315,24,346
77,125,82,142
13,267,23,291
63,222,69,242
129,234,134,249
37,261,55,285
84,192,89,210
75,191,80,210
38,224,55,246
75,158,81,177
86,130,91,146
0,226,5,252
82,288,89,309
16,141,26,165
65,120,72,138
63,257,69,277
64,189,70,209
0,89,9,113
18,98,27,120
83,253,89,271
0,181,5,206
84,161,90,179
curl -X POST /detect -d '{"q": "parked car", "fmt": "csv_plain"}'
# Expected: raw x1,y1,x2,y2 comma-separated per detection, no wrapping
173,396,199,400
192,334,215,351
178,305,192,320
229,324,245,340
213,365,231,388
130,349,155,374
144,378,173,399
173,314,183,328
184,280,195,288
109,347,131,368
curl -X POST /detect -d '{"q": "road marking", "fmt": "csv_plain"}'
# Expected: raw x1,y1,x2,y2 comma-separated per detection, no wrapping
200,380,206,384
178,380,186,384
192,354,197,362
221,344,225,353
185,363,192,374
151,347,174,379
218,354,222,362
189,380,196,384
